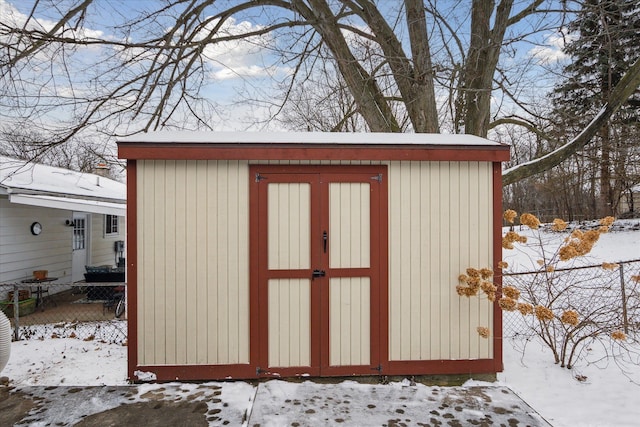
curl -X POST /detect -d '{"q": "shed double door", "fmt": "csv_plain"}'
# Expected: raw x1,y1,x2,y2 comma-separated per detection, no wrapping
252,166,386,377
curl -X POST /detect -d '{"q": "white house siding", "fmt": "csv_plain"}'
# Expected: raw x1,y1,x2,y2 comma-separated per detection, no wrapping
89,214,125,267
387,161,493,361
0,197,72,283
136,160,250,366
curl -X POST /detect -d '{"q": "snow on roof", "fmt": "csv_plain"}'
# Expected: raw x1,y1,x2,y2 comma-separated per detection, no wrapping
119,131,506,147
0,156,125,202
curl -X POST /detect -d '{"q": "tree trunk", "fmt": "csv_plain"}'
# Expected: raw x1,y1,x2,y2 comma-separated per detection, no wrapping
293,0,401,132
463,0,514,137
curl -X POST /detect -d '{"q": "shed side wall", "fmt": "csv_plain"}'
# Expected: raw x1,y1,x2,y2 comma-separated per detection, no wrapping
136,160,249,366
387,161,493,361
134,159,494,368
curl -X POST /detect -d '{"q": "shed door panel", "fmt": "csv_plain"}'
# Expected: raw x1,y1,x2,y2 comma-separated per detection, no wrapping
253,166,386,376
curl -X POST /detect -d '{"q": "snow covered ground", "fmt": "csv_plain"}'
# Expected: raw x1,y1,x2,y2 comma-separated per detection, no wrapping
2,218,639,426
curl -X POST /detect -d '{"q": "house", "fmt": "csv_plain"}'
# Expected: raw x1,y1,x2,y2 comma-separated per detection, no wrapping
0,156,126,286
619,184,640,217
117,131,510,382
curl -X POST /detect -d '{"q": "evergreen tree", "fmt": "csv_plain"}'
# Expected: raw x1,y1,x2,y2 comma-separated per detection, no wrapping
552,0,640,217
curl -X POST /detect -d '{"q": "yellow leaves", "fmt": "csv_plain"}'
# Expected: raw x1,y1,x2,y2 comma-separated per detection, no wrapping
520,213,541,229
457,267,495,300
499,296,518,311
611,331,627,341
477,327,490,339
601,262,619,271
498,260,508,270
502,286,520,300
517,302,533,316
559,245,579,261
504,209,517,224
631,275,640,284
558,225,609,261
600,216,615,227
552,218,568,231
503,231,527,249
534,305,554,322
560,310,579,326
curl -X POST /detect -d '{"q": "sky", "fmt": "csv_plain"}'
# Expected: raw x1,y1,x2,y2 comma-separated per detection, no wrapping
2,218,639,426
0,0,572,136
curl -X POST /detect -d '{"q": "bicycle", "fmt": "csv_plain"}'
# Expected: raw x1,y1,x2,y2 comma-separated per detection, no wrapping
114,291,126,318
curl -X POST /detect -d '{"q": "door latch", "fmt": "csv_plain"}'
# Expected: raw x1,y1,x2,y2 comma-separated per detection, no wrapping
322,231,328,253
312,269,326,279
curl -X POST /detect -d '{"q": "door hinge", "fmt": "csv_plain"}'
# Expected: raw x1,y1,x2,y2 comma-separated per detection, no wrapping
370,173,383,183
255,173,268,182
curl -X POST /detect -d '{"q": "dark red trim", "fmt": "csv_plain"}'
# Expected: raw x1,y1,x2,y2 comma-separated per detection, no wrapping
248,171,261,374
135,358,496,382
492,162,504,372
126,160,138,381
118,144,509,162
377,173,390,374
250,165,389,377
135,364,256,382
126,159,505,382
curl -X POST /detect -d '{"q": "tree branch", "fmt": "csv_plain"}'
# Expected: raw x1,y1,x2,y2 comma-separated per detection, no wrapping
503,56,640,185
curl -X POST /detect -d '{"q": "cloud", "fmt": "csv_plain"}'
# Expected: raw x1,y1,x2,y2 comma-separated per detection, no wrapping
529,31,575,65
198,17,286,81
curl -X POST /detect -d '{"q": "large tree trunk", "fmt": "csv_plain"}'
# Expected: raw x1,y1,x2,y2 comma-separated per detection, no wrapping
293,0,401,132
463,0,514,137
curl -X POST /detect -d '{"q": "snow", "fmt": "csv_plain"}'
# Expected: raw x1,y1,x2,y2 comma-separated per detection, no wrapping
119,130,506,146
0,155,125,201
1,219,639,426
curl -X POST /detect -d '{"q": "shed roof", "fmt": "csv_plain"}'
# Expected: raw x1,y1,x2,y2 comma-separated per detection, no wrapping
118,131,510,162
120,131,504,146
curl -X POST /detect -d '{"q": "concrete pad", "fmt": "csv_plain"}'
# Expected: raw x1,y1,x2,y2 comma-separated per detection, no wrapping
1,380,551,426
0,383,255,426
247,380,551,426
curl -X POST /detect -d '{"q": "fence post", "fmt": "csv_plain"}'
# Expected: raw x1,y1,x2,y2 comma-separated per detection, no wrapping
620,263,628,334
12,284,20,341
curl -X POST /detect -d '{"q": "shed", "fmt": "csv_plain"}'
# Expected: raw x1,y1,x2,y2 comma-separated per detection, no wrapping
117,132,510,382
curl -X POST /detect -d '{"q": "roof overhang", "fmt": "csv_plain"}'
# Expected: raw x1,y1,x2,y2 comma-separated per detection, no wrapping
9,194,126,216
118,132,511,162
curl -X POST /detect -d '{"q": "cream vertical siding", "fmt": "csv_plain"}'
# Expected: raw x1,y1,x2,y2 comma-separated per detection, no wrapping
268,278,311,367
329,183,370,269
329,277,371,366
136,160,249,366
135,158,494,368
267,183,311,270
388,161,493,361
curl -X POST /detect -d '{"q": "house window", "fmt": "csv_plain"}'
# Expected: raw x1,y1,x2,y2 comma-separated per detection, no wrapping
105,215,119,235
73,218,86,250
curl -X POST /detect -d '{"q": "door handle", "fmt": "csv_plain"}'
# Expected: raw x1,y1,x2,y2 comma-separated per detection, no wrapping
312,269,326,279
322,231,327,253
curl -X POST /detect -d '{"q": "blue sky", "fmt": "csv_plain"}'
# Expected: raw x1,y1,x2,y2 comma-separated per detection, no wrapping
1,0,572,133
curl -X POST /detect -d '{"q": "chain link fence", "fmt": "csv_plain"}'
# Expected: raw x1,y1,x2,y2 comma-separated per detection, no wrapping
0,282,127,344
502,259,640,339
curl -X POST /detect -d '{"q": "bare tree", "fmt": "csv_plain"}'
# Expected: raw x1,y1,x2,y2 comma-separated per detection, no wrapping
1,0,638,187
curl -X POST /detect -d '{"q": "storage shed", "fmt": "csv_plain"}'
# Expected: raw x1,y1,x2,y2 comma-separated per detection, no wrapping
118,132,510,382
